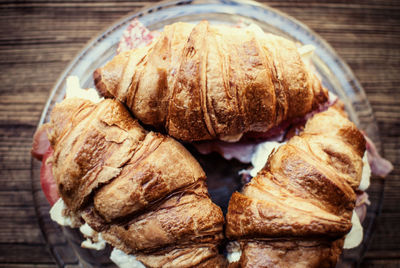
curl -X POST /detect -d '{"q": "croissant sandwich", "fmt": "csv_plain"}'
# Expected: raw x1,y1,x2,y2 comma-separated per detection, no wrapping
226,107,366,267
44,96,225,267
94,21,329,142
30,19,394,268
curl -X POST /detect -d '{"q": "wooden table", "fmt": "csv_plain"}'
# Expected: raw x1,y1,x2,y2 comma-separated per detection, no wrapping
0,0,399,267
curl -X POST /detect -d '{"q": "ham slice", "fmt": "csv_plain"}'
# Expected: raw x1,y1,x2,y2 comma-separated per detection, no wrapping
31,124,51,160
40,147,59,205
364,135,393,177
32,123,59,205
117,19,159,54
355,191,370,223
194,93,337,163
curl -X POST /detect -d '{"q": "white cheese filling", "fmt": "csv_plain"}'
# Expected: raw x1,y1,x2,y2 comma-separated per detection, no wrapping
227,250,242,263
226,241,242,263
50,198,136,266
342,152,371,249
80,223,106,251
110,248,146,268
343,211,363,249
227,249,242,264
359,152,371,191
49,198,80,228
249,141,284,177
65,76,102,103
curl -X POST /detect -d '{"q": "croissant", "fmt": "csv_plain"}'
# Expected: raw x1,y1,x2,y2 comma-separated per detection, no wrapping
47,97,225,267
94,21,329,142
225,107,366,267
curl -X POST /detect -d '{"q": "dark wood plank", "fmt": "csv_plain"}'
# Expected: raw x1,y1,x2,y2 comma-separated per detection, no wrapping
0,170,32,191
362,259,400,268
0,207,45,244
0,265,56,268
0,244,54,264
0,127,36,170
0,191,34,207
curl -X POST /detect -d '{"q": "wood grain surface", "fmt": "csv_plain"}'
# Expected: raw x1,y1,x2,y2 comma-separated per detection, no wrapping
0,0,399,267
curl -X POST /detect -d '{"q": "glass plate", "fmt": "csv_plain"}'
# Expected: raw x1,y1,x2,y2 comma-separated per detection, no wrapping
31,0,385,267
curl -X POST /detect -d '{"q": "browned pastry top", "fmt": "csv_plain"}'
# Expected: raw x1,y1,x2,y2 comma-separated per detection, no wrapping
235,239,344,268
94,21,329,142
47,98,225,267
226,107,366,267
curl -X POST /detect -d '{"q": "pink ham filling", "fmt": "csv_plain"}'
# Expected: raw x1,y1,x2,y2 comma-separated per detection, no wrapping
31,124,59,205
117,19,159,54
194,95,337,162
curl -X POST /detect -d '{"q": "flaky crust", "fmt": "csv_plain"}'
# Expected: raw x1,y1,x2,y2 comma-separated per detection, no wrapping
94,21,328,142
135,246,227,268
226,107,366,267
235,239,344,268
47,98,224,267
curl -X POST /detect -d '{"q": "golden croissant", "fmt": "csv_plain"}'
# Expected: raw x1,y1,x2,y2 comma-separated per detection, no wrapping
94,21,329,142
47,98,225,267
226,107,366,267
